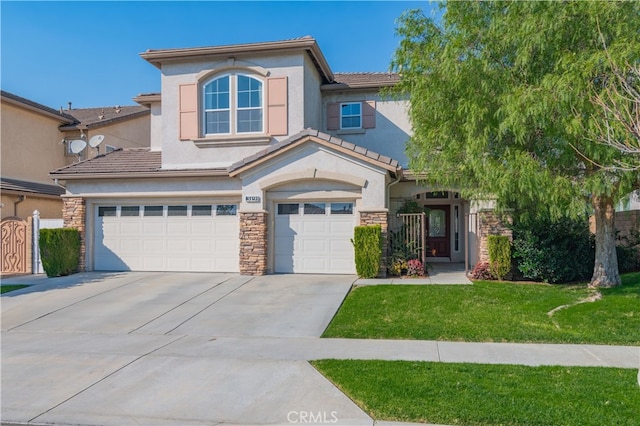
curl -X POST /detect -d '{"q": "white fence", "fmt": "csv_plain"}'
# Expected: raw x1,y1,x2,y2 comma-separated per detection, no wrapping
32,210,64,274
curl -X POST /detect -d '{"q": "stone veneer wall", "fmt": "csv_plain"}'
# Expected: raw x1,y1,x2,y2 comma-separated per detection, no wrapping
359,211,388,277
239,212,268,275
477,211,512,263
62,197,86,271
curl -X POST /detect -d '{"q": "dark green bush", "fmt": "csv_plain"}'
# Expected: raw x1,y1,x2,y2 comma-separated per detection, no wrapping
512,217,594,283
40,228,80,277
487,235,511,280
352,225,382,278
617,229,640,273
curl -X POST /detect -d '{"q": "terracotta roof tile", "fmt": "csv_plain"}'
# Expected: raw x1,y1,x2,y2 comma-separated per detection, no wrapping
1,177,65,197
51,148,161,176
322,72,400,90
228,128,400,173
60,105,149,129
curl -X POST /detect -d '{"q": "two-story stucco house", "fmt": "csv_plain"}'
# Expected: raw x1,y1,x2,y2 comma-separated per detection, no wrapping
51,37,488,275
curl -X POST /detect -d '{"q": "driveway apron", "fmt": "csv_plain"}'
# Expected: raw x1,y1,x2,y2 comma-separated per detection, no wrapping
1,272,369,425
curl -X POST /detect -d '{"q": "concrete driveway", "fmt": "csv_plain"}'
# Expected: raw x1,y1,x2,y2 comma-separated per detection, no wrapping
1,272,370,425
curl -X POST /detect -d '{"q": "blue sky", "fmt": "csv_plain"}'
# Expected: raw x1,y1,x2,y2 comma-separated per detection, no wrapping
1,1,438,109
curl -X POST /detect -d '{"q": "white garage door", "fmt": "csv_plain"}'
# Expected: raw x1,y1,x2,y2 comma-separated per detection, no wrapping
94,204,239,272
274,202,355,274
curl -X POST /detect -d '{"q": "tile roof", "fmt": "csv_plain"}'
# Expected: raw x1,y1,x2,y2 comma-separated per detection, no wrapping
1,90,76,123
323,73,401,90
1,177,65,197
50,148,227,178
59,105,149,130
228,128,400,174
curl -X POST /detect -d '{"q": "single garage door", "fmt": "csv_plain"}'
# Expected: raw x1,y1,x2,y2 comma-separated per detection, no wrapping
94,204,239,272
274,201,355,274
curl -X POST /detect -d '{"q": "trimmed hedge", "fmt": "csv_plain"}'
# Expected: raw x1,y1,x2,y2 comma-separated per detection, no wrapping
487,235,511,280
352,225,382,278
40,228,80,277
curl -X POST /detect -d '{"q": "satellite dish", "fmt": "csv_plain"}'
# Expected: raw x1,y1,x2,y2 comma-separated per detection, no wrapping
69,139,87,154
89,134,105,148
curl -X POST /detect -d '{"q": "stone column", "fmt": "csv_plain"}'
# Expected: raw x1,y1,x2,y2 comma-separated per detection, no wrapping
62,197,86,272
359,210,389,277
477,210,512,263
239,212,268,275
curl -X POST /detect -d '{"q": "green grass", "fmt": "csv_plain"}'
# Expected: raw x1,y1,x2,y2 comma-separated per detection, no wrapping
323,272,640,345
1,284,28,294
313,359,640,426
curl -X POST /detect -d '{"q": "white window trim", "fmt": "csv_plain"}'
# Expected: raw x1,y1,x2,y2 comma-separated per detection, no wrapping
202,73,265,137
340,102,362,130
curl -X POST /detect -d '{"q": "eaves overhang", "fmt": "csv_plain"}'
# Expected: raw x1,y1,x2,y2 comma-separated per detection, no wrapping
140,36,334,83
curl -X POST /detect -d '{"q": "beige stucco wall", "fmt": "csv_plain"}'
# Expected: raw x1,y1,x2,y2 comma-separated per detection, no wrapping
1,102,72,183
88,115,150,152
158,53,309,169
1,194,62,219
322,91,412,167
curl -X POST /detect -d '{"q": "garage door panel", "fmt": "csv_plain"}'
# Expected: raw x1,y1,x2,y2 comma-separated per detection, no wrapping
94,204,239,272
274,202,355,274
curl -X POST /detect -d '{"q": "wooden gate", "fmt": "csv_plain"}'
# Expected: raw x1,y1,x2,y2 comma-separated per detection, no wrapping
1,217,30,275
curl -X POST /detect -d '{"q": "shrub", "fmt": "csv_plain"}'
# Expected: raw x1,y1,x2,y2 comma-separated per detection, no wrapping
406,259,425,277
487,235,511,280
471,261,495,280
388,258,408,277
512,217,594,283
39,228,80,278
617,229,640,273
352,225,382,278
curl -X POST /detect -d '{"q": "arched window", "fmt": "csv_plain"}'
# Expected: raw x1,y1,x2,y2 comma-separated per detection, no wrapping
203,73,263,135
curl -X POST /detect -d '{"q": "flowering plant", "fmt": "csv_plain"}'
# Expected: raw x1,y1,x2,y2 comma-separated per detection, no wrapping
406,259,425,277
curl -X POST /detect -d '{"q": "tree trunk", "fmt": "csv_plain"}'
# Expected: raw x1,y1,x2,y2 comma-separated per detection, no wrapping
590,195,621,288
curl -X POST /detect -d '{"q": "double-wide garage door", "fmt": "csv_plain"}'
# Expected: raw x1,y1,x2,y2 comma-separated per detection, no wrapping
94,204,239,272
274,201,356,274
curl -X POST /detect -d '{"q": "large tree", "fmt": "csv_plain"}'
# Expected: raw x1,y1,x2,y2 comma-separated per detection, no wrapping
391,1,640,287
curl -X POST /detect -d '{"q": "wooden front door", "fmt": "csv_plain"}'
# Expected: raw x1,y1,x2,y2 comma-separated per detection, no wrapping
425,205,450,257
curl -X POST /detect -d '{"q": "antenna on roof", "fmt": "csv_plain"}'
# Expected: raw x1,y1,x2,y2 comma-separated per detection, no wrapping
69,139,87,162
88,134,105,154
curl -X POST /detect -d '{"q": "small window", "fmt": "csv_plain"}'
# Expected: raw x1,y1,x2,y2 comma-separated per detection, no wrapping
168,205,188,216
330,203,353,215
340,102,362,129
192,205,213,216
304,203,326,215
98,206,116,217
425,191,449,199
144,206,164,217
277,203,299,215
120,206,140,217
216,204,237,216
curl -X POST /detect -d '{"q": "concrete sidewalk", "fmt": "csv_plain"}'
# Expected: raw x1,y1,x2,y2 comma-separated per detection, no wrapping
2,271,638,426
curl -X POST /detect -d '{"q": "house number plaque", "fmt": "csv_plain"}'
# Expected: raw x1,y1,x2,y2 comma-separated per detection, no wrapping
245,196,261,203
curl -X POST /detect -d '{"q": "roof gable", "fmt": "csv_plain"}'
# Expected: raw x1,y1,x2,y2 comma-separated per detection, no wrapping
228,128,400,177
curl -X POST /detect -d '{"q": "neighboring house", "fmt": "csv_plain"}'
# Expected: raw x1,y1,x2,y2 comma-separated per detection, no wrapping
50,36,494,275
1,90,150,220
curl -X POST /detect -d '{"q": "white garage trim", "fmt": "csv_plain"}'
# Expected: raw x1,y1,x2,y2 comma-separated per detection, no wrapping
93,203,239,272
274,201,356,274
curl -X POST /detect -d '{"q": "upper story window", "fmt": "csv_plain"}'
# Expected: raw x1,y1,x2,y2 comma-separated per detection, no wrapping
340,102,362,129
202,73,263,135
327,100,376,133
178,73,287,142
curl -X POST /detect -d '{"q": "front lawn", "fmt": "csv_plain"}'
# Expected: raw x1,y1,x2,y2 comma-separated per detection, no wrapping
323,272,640,345
1,284,28,294
313,359,640,426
